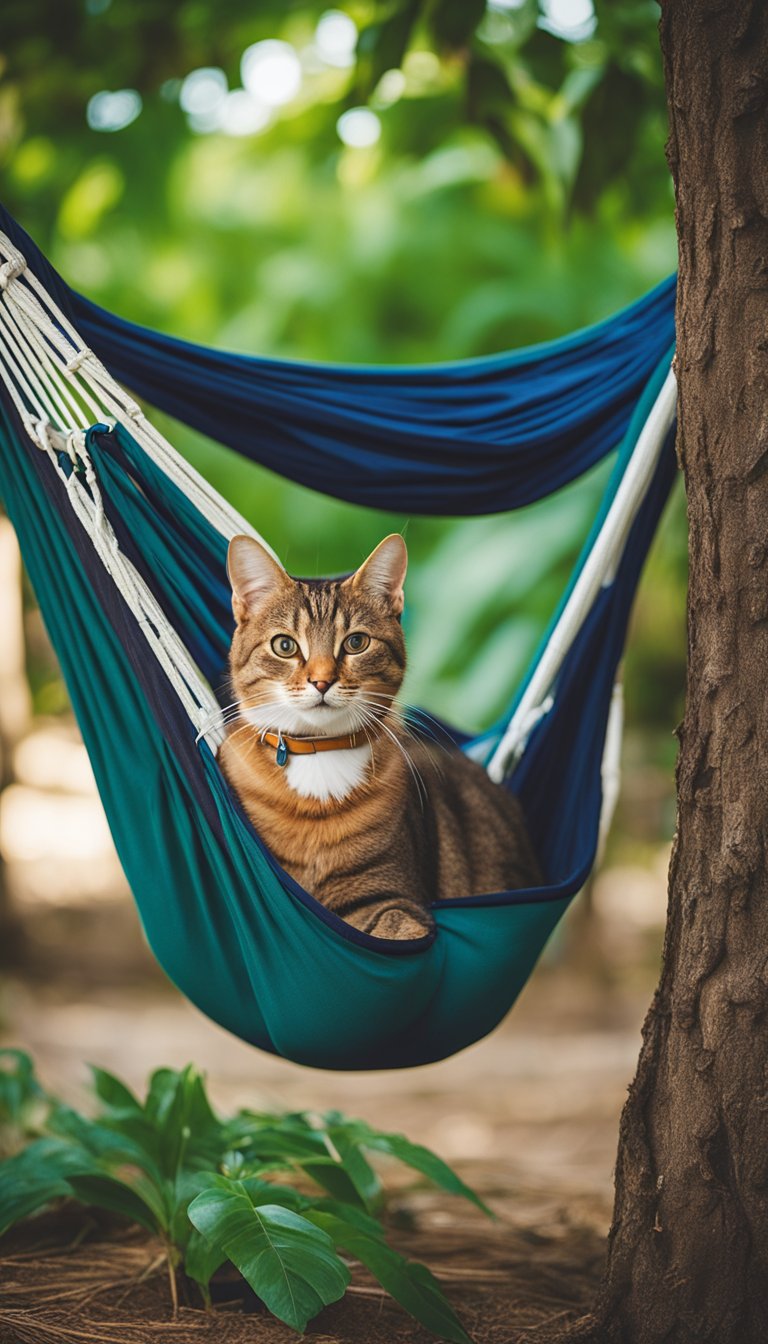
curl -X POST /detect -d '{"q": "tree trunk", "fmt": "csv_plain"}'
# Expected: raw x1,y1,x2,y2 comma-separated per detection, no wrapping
572,3,768,1340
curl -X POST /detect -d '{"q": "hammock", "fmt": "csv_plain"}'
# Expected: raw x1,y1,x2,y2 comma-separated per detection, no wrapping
0,206,677,1070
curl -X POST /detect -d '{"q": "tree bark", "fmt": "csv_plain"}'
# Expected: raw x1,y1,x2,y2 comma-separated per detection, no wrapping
571,3,768,1340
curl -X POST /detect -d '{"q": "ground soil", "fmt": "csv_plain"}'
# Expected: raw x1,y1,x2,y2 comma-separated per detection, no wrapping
0,1194,606,1344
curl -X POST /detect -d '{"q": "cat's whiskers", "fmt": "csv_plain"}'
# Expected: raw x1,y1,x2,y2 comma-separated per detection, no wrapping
219,684,435,803
221,721,262,749
370,716,428,811
330,689,397,741
400,705,453,748
210,695,292,748
216,668,429,803
202,691,286,733
221,715,282,749
340,690,452,777
339,695,428,810
347,691,447,790
344,688,447,742
335,688,427,749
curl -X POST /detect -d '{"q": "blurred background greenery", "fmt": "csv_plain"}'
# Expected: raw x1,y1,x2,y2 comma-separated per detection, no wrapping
1,0,684,899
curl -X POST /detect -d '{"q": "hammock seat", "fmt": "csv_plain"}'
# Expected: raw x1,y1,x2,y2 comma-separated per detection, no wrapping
0,207,677,1070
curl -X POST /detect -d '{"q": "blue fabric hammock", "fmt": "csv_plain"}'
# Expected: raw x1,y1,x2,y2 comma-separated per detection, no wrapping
0,206,678,1070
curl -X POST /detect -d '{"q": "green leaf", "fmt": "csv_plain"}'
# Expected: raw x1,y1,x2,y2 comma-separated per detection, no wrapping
0,1137,103,1234
239,1175,309,1214
66,1173,161,1234
325,1126,382,1210
184,1226,226,1297
307,1209,472,1344
47,1103,166,1188
329,1119,492,1217
228,1120,332,1175
90,1065,143,1114
0,1129,171,1238
309,1197,385,1238
21,1102,171,1232
97,1110,166,1170
145,1066,225,1177
467,53,514,123
356,2,419,91
188,1180,350,1332
367,1132,492,1216
0,1049,47,1139
229,1118,325,1158
234,1115,381,1209
298,1157,372,1209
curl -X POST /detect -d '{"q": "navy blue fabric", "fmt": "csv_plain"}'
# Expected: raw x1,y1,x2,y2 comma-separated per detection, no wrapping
0,204,675,515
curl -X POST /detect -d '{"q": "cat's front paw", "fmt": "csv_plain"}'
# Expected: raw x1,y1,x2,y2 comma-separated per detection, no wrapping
367,907,434,941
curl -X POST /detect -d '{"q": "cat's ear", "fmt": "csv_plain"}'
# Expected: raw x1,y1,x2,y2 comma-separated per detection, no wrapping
352,534,407,615
227,536,289,623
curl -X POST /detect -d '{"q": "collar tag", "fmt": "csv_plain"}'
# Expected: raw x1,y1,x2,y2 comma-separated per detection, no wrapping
275,733,288,767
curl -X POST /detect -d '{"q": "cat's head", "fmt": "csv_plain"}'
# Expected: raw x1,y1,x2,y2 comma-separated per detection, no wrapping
226,534,407,737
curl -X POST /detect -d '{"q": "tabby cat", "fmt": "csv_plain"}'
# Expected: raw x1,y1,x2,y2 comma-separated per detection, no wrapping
219,534,542,940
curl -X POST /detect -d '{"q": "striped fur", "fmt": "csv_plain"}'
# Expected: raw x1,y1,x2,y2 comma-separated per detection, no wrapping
219,535,542,940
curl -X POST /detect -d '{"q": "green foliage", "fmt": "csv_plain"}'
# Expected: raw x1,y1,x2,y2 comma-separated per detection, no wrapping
6,0,668,203
306,1205,472,1343
0,1053,483,1340
0,1049,47,1155
3,0,685,790
188,1183,352,1332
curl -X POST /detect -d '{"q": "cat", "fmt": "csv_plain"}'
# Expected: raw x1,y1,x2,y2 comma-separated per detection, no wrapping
219,533,543,940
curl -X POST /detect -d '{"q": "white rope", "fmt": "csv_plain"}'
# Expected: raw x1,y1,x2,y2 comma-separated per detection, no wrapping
0,233,269,748
0,232,295,748
595,677,624,864
0,233,277,554
487,367,677,782
5,295,97,426
0,300,84,430
37,424,221,742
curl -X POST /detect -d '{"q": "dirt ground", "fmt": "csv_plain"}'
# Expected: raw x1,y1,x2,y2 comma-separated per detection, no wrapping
0,1196,607,1344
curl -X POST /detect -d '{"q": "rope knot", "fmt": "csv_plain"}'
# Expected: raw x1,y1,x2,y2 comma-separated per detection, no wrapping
32,419,55,453
64,347,93,374
0,258,24,290
65,429,86,467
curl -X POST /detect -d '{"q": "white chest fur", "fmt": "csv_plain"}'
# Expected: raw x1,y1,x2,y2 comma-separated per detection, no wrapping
285,744,372,802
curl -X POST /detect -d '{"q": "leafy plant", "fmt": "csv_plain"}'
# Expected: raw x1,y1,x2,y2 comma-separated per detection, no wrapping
0,1054,485,1341
0,1048,48,1157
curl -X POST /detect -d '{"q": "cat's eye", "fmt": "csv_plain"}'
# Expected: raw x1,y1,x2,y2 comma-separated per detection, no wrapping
271,634,299,658
343,632,370,654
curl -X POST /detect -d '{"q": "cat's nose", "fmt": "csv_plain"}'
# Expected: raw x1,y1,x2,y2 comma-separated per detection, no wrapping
309,677,335,695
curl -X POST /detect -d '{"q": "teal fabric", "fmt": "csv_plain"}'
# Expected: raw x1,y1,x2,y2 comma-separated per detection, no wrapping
0,368,673,1068
0,403,573,1068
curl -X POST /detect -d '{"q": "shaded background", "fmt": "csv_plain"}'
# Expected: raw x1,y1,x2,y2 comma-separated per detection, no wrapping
1,0,683,1258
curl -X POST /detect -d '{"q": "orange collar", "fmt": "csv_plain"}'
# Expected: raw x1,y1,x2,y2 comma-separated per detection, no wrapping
260,728,370,767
